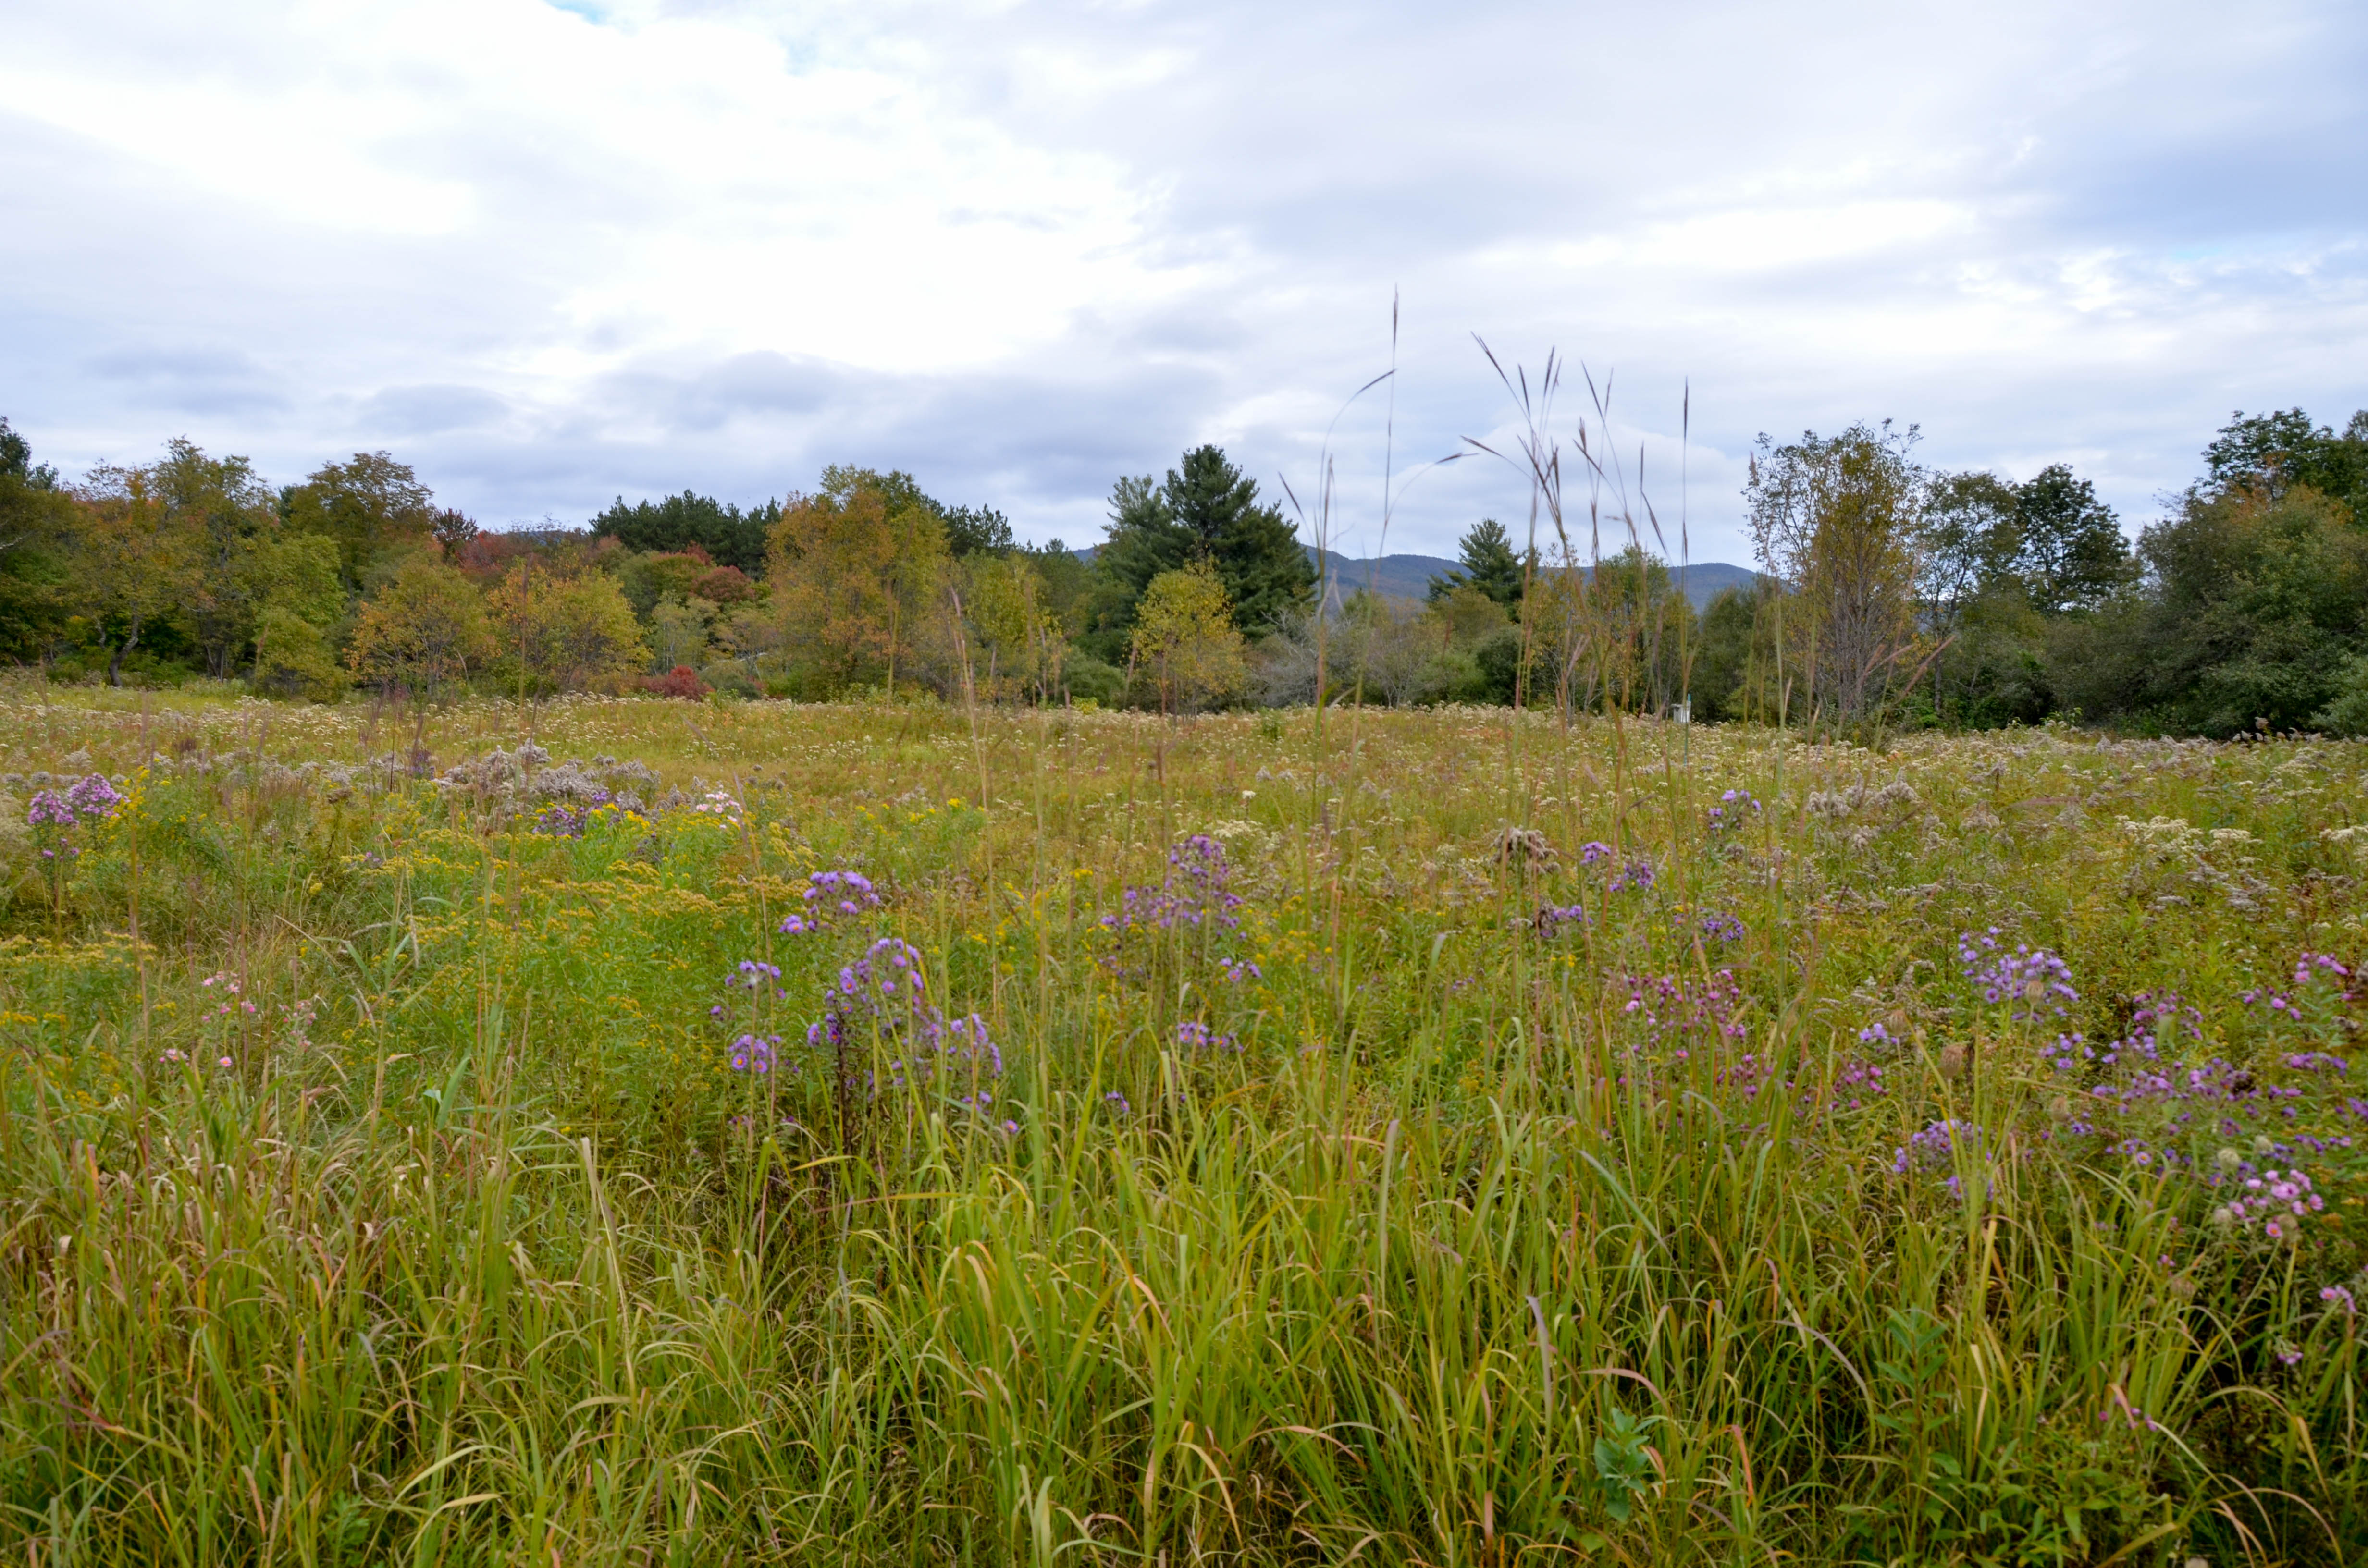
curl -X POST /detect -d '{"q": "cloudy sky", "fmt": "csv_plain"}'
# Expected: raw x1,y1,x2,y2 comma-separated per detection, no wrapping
4,0,2364,565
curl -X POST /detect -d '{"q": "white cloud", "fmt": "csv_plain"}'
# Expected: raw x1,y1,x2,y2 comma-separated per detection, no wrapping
1,0,2363,566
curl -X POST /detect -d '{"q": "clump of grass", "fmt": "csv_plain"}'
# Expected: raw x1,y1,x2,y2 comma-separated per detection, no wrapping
0,680,2363,1563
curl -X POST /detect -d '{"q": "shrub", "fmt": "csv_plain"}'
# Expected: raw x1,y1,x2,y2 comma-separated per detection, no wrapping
641,664,709,700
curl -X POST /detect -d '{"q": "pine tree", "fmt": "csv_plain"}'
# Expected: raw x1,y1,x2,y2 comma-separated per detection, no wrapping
1090,446,1311,655
1427,518,1529,611
943,504,1014,557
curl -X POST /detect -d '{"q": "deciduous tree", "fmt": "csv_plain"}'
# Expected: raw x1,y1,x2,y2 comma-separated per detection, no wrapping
956,552,1066,703
282,452,435,593
1130,560,1245,713
2013,464,2129,612
1746,422,1927,726
485,564,647,693
765,468,949,697
0,417,75,661
151,438,283,677
72,465,198,686
2203,407,2368,516
346,558,490,699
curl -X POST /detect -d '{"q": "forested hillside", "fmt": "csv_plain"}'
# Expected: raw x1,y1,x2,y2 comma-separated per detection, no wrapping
4,410,2364,734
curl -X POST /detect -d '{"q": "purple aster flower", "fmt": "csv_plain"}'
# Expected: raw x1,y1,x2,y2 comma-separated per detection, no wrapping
1697,911,1746,943
64,774,123,819
1537,903,1591,938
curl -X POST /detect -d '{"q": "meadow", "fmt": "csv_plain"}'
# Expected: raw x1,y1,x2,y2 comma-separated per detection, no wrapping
0,679,2362,1566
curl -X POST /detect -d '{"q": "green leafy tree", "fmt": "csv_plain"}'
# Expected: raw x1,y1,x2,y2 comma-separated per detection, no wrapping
1426,518,1529,611
1517,545,1693,717
2041,412,2368,733
347,558,492,699
2013,464,2129,612
486,564,649,694
1746,422,1927,726
2121,486,2367,733
2203,407,2368,515
72,464,199,686
1908,462,2125,726
616,550,718,619
1430,583,1509,648
647,594,714,672
251,604,346,700
1917,471,2028,725
1919,472,2020,629
0,418,57,492
0,417,75,661
953,553,1066,704
247,532,343,632
1690,580,1785,723
1017,539,1093,634
765,468,950,696
148,439,284,677
1129,559,1245,712
281,452,435,594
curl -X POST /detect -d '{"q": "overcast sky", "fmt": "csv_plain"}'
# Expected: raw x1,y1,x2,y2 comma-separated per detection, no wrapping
4,0,2364,565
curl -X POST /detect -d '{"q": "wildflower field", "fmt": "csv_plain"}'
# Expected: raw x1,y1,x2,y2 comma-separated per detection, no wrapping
0,683,2364,1566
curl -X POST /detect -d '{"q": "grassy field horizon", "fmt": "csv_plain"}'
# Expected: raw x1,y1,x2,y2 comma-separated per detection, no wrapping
0,679,2362,1564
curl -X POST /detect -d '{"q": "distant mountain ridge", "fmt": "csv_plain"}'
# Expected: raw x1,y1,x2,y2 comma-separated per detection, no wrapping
1071,544,1761,610
1304,549,1761,610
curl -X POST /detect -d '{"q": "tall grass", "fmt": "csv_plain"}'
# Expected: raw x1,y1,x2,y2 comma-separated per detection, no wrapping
0,679,2362,1564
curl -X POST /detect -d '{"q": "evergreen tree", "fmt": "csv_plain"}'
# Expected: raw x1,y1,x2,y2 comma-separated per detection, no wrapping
590,491,777,574
1427,518,1528,611
943,504,1014,557
0,417,58,490
1091,447,1311,653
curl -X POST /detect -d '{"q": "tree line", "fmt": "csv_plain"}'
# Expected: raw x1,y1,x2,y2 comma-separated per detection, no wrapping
1693,407,2368,735
0,408,2361,734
